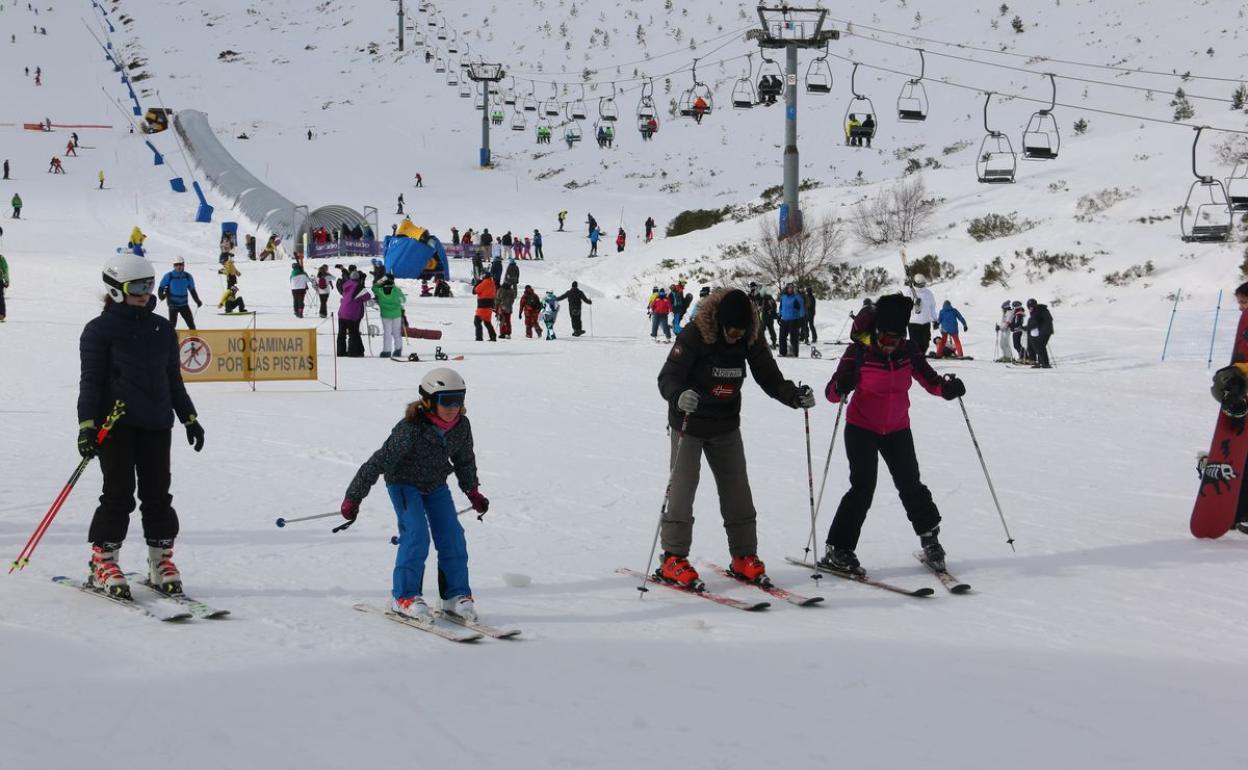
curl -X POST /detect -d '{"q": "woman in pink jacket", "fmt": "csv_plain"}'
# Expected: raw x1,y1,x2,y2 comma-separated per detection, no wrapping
821,293,965,576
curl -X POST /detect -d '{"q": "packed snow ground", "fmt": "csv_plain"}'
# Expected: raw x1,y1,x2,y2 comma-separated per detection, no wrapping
3,2,1248,769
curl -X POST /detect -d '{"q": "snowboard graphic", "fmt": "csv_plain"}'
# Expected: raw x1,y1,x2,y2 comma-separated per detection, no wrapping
1190,309,1248,538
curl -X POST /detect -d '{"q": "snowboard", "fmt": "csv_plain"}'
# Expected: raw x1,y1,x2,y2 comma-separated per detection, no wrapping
1191,309,1248,538
402,326,443,340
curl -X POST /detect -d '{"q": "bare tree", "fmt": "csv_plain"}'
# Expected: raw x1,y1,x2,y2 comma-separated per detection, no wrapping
749,214,847,288
851,175,937,247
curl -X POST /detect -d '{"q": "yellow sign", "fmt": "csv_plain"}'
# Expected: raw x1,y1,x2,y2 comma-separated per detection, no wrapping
176,329,318,383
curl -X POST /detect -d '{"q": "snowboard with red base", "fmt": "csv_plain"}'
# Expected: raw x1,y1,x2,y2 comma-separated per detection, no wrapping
1190,309,1248,538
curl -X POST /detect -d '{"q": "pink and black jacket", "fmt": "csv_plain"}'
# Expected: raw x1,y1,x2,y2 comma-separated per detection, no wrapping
825,340,943,435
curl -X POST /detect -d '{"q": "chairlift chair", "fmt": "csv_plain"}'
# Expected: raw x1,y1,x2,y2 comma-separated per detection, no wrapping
805,46,832,95
511,108,527,132
1182,127,1234,242
459,80,472,99
976,93,1017,184
678,59,714,119
543,84,561,117
1022,74,1060,160
599,85,619,121
565,121,583,144
521,89,538,112
732,54,757,109
1226,155,1248,211
434,57,446,73
844,65,877,146
637,78,657,120
896,50,928,122
569,84,588,121
436,26,447,40
447,39,459,54
504,78,517,106
446,68,458,86
756,53,784,104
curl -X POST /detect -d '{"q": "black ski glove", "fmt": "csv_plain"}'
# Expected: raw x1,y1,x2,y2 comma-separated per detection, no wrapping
940,375,966,401
77,422,98,459
834,369,857,397
184,416,205,452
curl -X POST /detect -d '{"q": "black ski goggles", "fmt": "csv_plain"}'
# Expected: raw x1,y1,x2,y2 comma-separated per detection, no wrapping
433,390,466,408
124,278,156,295
723,326,748,341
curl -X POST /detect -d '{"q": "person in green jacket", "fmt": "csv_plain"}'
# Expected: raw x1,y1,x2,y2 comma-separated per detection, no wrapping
10,192,21,219
374,274,407,358
0,253,9,321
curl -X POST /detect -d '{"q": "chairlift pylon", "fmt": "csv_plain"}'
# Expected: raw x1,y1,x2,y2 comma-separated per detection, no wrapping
1182,126,1234,243
1022,73,1060,160
897,49,929,122
805,44,832,95
976,92,1017,184
844,63,877,147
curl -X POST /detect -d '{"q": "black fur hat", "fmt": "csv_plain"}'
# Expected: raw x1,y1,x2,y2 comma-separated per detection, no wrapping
873,293,913,334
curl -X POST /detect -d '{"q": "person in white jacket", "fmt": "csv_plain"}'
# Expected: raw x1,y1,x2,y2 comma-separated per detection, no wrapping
994,301,1015,362
907,273,938,354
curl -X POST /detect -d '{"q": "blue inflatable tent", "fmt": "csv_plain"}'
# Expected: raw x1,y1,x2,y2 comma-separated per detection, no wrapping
383,233,449,281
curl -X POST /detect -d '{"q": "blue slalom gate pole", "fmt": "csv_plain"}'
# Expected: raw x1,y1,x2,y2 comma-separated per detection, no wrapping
1161,288,1182,362
1207,289,1223,369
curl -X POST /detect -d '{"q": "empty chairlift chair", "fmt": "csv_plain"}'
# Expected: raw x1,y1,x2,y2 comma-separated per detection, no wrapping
1227,155,1248,211
599,85,619,122
511,108,526,132
521,85,538,113
977,93,1017,184
896,50,929,122
569,85,588,121
1182,126,1233,243
844,64,877,147
564,121,583,145
732,55,758,109
544,84,561,118
1022,74,1060,160
434,57,446,73
805,46,832,95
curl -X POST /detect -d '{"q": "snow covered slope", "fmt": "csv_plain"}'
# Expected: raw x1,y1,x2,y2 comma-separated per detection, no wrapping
1,2,1247,769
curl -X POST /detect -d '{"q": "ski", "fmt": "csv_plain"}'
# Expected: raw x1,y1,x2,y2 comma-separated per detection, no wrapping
784,557,935,598
51,576,194,622
615,567,770,611
352,603,482,642
434,610,522,639
705,563,823,606
912,552,972,594
124,573,232,618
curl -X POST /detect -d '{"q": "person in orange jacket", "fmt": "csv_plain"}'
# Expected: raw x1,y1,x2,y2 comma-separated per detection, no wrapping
472,275,498,341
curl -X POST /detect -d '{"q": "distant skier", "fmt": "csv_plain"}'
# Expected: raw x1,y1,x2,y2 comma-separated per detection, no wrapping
906,273,937,354
495,280,516,339
414,173,423,188
396,193,404,215
777,284,805,358
10,192,21,218
556,280,591,337
645,216,655,243
650,288,672,341
821,293,965,576
0,252,8,321
504,257,520,288
760,290,778,349
934,300,968,359
1025,298,1054,368
586,213,597,237
98,169,105,190
994,301,1014,362
519,284,543,338
78,253,204,600
64,140,76,157
313,264,333,318
588,227,600,257
336,270,371,357
1009,301,1027,361
339,367,490,622
472,275,498,342
802,287,818,344
557,210,567,231
654,288,814,590
615,228,626,253
157,257,202,330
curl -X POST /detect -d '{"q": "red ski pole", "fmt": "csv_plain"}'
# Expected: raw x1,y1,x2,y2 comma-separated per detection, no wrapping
10,401,125,573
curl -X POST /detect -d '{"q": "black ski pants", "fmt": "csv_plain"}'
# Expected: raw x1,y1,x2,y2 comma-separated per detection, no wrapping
826,424,941,550
89,425,178,547
474,316,497,341
318,293,329,317
0,282,6,318
778,319,801,357
338,318,364,356
1012,330,1025,360
569,310,583,335
168,304,195,330
908,323,931,355
1032,333,1052,368
806,314,818,343
764,317,777,346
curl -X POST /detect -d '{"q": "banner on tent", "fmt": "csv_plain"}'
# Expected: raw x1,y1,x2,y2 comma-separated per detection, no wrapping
176,329,317,383
308,239,382,259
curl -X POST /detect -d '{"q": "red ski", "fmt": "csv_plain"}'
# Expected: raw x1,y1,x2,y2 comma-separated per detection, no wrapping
615,568,769,611
705,563,824,606
1191,309,1248,538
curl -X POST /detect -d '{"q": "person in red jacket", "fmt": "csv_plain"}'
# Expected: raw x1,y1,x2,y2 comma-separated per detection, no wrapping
650,288,673,341
821,293,965,575
615,228,626,253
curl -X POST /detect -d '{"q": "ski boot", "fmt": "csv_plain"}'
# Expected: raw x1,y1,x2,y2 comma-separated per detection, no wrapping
146,543,183,595
443,595,478,622
819,545,866,577
392,596,433,621
1235,521,1248,536
919,528,947,572
88,543,131,600
728,554,771,587
657,552,704,592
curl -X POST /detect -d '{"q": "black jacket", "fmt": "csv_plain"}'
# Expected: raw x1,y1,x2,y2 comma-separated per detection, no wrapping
657,289,798,438
78,298,196,430
556,287,592,313
1026,304,1054,337
761,295,778,321
346,413,479,502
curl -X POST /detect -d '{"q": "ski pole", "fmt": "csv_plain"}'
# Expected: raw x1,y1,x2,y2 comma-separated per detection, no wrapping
274,511,340,528
805,395,846,571
952,387,1016,551
389,506,479,544
10,400,125,573
801,398,821,585
638,411,690,596
834,312,851,344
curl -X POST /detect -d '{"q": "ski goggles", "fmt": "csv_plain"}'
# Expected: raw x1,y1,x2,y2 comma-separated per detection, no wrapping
876,331,905,347
723,326,748,341
432,390,466,408
124,277,156,295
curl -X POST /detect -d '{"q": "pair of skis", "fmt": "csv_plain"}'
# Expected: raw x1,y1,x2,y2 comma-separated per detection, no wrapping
353,603,522,643
52,575,231,622
618,564,825,612
784,553,971,597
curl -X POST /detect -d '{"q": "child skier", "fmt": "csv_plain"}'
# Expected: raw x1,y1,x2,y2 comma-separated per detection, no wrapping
79,254,205,599
542,290,560,339
340,368,490,621
520,285,542,338
821,293,965,575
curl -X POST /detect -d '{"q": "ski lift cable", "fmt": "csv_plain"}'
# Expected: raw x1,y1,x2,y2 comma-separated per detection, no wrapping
847,31,1234,105
502,24,753,80
825,14,1248,86
822,50,1248,136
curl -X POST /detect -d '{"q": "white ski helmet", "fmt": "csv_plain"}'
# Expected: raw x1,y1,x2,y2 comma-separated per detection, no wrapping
420,367,467,403
911,273,928,287
102,253,156,302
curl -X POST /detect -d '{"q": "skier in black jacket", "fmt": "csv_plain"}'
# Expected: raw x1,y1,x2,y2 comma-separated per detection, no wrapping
78,254,205,601
654,288,815,590
556,281,592,336
1024,298,1054,368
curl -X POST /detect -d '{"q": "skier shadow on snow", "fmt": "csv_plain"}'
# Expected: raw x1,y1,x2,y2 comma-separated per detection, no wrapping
948,537,1245,577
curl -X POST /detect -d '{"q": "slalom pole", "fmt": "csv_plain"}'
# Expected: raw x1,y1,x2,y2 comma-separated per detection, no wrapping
638,411,691,596
1161,288,1182,362
801,400,822,585
10,401,125,573
952,386,1016,551
805,395,846,570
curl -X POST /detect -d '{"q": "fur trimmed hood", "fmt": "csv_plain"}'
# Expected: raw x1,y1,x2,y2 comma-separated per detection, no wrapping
691,288,761,346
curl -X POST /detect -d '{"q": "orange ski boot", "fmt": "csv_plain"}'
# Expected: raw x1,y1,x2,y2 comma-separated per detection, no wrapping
729,554,771,586
658,553,704,591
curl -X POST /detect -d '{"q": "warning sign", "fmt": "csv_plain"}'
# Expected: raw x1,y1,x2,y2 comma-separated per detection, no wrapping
176,329,318,383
